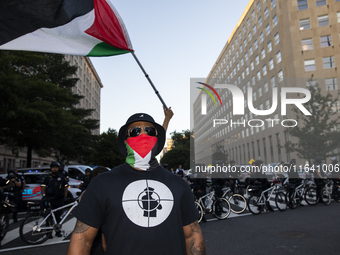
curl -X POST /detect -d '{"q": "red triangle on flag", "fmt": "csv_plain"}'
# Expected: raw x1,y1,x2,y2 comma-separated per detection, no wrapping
126,134,157,158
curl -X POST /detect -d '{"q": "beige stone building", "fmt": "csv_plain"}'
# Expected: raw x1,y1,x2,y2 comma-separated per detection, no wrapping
0,56,103,172
193,0,340,167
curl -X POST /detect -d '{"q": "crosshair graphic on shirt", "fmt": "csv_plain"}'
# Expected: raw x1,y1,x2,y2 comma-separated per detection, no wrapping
122,180,174,227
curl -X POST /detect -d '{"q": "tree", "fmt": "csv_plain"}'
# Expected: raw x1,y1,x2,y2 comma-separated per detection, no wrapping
211,144,228,165
160,129,191,169
88,128,125,168
0,51,99,166
284,78,340,164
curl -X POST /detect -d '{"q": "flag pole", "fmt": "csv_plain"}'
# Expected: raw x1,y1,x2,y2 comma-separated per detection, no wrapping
131,52,168,110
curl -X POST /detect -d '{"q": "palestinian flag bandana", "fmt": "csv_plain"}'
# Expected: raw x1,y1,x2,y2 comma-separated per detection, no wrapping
125,134,159,171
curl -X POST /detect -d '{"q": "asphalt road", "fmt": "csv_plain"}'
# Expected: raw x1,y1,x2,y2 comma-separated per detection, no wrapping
1,202,339,255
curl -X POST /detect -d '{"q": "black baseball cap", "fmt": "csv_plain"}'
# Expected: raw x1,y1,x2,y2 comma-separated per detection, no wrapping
117,113,166,157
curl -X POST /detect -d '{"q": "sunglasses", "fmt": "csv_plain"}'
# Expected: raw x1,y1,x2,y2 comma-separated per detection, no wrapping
127,126,157,138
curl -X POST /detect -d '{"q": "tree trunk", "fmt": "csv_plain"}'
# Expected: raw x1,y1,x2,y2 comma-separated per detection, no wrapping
26,145,32,167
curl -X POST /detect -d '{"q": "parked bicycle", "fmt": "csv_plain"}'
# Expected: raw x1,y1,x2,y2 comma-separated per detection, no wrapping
222,186,247,214
304,179,331,205
19,197,78,245
195,188,231,223
247,179,287,215
0,193,16,241
286,179,310,209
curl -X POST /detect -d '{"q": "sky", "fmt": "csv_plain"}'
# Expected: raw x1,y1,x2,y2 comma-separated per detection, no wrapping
91,0,251,140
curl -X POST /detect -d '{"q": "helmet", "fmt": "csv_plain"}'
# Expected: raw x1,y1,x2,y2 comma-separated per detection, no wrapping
163,163,169,168
85,168,92,173
50,161,60,168
59,161,65,171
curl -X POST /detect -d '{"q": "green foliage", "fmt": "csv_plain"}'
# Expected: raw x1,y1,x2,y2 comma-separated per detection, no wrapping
0,51,99,166
88,128,125,168
160,129,191,169
284,78,340,164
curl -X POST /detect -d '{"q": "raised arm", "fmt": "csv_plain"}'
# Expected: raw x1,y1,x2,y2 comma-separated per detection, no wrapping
183,221,206,255
67,220,99,255
162,106,174,132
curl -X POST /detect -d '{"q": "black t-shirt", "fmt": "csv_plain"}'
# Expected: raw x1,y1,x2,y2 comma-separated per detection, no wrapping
73,163,198,255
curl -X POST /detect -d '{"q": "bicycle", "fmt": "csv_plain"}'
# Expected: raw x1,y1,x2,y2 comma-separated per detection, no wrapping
247,180,287,215
0,193,16,241
304,179,331,205
222,186,247,214
19,197,78,245
286,179,310,209
331,179,340,202
195,188,231,223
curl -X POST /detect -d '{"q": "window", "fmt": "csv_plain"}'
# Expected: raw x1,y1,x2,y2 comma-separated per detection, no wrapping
259,17,262,27
338,12,340,23
267,41,272,52
246,66,250,75
236,50,239,58
252,76,256,85
304,59,316,71
266,24,271,35
252,10,256,20
254,39,258,49
257,2,261,11
242,71,245,79
276,51,282,63
271,76,276,87
278,70,283,82
323,56,335,68
244,39,247,47
237,63,240,71
251,61,254,70
240,45,243,53
233,67,236,75
316,0,326,7
247,18,250,27
238,76,241,84
264,82,269,92
271,0,276,9
243,25,246,33
233,55,236,63
248,32,252,41
300,19,310,30
245,52,249,61
269,58,274,70
261,48,266,59
253,91,257,101
274,33,280,45
239,32,242,40
320,35,332,47
326,78,338,91
235,38,238,45
256,55,260,65
263,65,267,76
227,64,229,71
250,46,253,55
265,8,269,19
302,38,313,50
273,15,278,27
232,44,235,51
298,0,308,10
266,100,271,110
257,71,261,81
259,87,263,97
260,32,264,42
253,25,257,34
241,58,244,66
318,15,329,27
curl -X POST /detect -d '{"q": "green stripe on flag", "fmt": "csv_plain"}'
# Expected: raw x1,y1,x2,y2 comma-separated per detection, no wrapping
87,42,131,57
125,143,136,167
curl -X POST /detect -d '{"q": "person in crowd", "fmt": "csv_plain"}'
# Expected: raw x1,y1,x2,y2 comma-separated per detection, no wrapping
67,112,205,255
41,161,68,237
314,156,327,203
77,168,91,191
6,170,22,222
14,168,25,212
176,165,184,178
58,161,69,183
330,157,339,197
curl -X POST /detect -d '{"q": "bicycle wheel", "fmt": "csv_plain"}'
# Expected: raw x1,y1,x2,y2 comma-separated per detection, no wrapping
320,188,331,205
20,214,53,245
286,191,298,209
213,198,231,220
195,201,204,223
304,187,318,206
333,187,340,203
248,194,264,215
275,192,287,212
0,213,9,241
228,194,247,214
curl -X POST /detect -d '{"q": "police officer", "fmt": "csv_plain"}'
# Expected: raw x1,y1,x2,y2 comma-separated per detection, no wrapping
58,161,69,183
41,162,68,237
78,168,91,191
6,170,22,223
14,169,26,212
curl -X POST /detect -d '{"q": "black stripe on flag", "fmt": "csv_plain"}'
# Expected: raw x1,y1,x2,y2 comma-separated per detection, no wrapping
0,0,94,46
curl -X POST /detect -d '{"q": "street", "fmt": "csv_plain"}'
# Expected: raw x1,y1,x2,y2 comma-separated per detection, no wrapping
0,201,339,254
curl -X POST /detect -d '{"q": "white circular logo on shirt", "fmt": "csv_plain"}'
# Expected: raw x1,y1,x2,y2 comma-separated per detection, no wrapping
122,180,174,228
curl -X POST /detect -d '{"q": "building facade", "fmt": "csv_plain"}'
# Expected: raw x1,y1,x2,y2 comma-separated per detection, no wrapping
193,0,340,166
0,56,103,173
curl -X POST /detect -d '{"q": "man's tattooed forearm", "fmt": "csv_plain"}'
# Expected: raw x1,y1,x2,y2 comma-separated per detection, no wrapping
189,221,201,234
73,220,90,234
189,239,206,255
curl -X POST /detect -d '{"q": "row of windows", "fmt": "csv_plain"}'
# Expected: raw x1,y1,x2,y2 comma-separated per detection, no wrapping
300,12,340,30
304,56,336,70
302,35,334,50
298,0,340,11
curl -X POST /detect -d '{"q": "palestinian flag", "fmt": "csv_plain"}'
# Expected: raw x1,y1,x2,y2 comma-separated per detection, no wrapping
0,0,133,57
